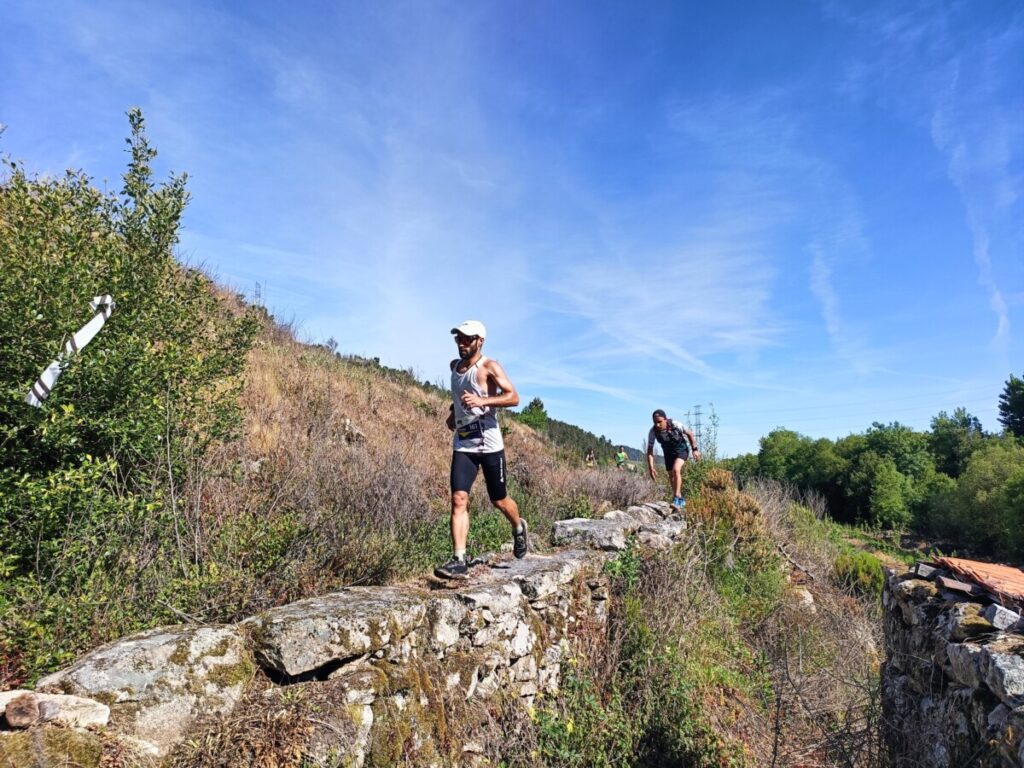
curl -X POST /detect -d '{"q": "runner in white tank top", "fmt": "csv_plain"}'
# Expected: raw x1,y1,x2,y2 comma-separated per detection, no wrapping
435,320,529,580
451,355,504,453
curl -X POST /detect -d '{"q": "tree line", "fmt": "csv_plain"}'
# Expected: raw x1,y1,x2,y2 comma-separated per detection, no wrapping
510,397,639,462
724,380,1024,562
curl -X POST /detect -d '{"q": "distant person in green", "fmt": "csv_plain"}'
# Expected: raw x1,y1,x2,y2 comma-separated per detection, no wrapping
615,446,628,469
436,320,529,580
646,410,700,510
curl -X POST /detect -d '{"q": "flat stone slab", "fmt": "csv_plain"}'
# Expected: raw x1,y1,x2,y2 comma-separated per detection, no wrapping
551,518,640,551
36,624,250,756
0,690,109,729
506,550,603,601
243,586,428,676
625,505,664,523
641,520,687,539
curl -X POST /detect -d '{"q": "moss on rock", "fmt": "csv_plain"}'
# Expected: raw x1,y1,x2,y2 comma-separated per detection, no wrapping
0,727,103,768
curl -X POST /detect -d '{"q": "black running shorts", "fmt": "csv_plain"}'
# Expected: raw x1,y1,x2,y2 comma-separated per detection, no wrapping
451,450,508,502
663,447,690,469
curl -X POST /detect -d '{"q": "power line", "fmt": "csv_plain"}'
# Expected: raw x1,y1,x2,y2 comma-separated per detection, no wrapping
727,396,995,427
719,387,997,418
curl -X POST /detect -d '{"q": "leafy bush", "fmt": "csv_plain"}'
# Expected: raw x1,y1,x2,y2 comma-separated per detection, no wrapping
934,437,1024,559
0,110,257,680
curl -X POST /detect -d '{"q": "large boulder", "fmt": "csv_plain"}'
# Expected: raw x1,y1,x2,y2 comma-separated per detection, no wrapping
243,586,428,677
36,624,252,757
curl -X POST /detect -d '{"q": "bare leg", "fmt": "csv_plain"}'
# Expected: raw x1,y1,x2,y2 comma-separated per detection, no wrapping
451,491,470,552
493,495,521,529
670,458,685,498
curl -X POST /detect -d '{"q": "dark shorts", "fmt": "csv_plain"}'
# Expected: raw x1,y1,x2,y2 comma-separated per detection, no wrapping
451,450,508,502
663,448,690,470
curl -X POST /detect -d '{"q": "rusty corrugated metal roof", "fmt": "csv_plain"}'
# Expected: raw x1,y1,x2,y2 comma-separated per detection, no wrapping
934,557,1024,604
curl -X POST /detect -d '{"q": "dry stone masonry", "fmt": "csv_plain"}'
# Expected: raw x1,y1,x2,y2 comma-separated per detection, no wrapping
0,501,684,767
883,562,1024,767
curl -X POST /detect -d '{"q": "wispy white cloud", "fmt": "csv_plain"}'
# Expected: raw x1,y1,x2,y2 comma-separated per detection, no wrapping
929,50,1019,354
831,1,1023,358
665,90,885,375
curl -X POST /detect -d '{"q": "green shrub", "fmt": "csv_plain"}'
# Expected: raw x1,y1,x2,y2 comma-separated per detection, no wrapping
834,551,884,597
0,110,257,681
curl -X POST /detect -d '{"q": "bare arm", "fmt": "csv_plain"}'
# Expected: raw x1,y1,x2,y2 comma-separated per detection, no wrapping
684,427,702,460
459,359,520,409
647,437,657,480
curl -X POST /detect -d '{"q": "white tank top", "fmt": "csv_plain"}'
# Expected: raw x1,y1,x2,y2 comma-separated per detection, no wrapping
451,355,504,453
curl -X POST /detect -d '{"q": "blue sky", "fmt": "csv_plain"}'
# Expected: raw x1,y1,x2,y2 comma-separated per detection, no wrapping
2,1,1022,456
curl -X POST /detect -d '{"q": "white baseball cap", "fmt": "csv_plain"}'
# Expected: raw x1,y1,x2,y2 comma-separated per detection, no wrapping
451,320,486,338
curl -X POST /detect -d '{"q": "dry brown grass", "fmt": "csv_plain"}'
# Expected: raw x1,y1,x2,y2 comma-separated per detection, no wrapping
743,479,886,768
163,327,658,622
527,471,887,767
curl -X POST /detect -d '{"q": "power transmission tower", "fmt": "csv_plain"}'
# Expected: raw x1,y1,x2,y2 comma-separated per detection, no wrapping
693,405,703,446
254,281,262,306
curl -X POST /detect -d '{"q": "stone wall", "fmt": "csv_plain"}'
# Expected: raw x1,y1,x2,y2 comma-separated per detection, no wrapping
882,565,1024,767
0,502,684,767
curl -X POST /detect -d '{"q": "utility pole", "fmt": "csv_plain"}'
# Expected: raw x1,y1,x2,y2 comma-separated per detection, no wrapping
693,405,703,446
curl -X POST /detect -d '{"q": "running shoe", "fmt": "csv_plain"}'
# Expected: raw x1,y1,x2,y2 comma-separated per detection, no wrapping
513,520,529,559
672,496,686,510
434,557,469,580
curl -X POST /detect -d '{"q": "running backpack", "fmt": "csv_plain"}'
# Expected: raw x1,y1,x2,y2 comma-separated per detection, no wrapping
655,420,690,455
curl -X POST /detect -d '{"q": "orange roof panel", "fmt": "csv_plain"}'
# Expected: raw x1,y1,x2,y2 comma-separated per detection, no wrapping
934,557,1024,604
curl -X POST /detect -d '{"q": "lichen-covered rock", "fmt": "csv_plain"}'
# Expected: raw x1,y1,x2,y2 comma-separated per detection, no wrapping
642,501,673,517
625,505,663,523
890,578,941,627
946,643,985,689
982,604,1022,632
16,524,663,766
36,624,251,757
602,510,634,522
423,595,467,654
883,564,1024,767
641,520,687,539
551,517,639,551
243,586,427,676
938,602,994,642
507,550,602,602
637,530,673,551
458,582,525,616
981,636,1024,703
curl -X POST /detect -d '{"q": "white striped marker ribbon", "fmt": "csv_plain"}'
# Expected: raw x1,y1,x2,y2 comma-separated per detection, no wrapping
26,295,116,407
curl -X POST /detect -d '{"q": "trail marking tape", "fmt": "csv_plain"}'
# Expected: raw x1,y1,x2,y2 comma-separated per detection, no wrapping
26,295,116,407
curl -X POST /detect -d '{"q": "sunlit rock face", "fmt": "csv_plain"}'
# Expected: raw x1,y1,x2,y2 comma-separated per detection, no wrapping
882,566,1024,767
9,504,695,766
34,624,252,758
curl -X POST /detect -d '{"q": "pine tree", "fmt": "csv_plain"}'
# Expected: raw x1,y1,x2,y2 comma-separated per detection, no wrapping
998,374,1024,437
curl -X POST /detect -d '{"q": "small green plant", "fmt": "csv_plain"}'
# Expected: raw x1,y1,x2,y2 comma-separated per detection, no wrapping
603,537,642,591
